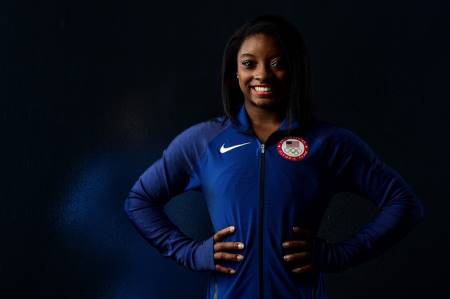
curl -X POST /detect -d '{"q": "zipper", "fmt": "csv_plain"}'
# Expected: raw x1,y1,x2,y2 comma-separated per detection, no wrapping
311,272,317,299
213,280,218,299
258,142,266,299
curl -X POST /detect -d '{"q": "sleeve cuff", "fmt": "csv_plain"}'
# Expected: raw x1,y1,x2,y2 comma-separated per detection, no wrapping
311,236,343,273
192,235,216,271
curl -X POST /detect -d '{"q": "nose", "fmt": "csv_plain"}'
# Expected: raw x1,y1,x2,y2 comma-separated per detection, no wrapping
254,63,273,81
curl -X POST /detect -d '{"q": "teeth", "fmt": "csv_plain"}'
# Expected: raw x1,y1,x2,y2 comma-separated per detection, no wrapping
254,86,272,92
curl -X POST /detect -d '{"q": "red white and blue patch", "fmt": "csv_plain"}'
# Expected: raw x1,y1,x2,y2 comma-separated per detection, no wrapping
276,136,309,161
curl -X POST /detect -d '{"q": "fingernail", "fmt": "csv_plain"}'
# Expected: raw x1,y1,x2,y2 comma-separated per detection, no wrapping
238,243,244,249
283,255,289,261
230,269,236,274
237,255,244,261
282,242,288,248
293,226,299,231
230,226,235,232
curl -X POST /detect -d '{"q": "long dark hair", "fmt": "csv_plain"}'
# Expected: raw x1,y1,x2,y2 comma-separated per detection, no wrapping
220,14,314,131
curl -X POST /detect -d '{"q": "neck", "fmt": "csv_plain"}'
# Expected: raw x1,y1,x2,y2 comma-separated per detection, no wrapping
244,100,287,128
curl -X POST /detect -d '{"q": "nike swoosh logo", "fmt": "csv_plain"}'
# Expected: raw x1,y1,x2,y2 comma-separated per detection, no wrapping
220,142,252,154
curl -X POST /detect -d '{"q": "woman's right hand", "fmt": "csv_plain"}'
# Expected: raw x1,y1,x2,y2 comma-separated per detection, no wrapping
213,225,245,275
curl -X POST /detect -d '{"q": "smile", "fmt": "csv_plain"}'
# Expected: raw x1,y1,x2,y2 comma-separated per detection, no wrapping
251,86,274,96
253,86,272,92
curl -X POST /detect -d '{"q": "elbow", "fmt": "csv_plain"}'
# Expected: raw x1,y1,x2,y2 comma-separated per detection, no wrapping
123,195,132,218
406,194,426,228
123,190,147,219
123,179,148,219
123,185,164,219
123,192,138,221
123,183,144,220
394,193,426,232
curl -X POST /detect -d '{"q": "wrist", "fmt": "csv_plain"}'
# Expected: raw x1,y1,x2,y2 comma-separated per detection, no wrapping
192,235,216,271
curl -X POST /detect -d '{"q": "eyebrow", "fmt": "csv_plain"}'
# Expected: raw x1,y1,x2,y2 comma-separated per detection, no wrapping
239,53,282,59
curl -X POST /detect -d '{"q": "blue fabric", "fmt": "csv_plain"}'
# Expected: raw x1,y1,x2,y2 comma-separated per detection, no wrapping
124,102,425,298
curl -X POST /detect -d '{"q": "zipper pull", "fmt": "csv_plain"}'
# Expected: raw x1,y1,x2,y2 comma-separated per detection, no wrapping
261,143,265,154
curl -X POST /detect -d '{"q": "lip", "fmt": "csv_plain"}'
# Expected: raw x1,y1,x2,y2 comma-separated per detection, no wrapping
251,86,274,97
250,84,272,88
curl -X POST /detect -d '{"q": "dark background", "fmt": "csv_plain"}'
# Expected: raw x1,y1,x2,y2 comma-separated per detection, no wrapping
3,0,449,298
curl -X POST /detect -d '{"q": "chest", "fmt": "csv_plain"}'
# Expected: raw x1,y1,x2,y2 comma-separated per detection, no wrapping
199,132,327,213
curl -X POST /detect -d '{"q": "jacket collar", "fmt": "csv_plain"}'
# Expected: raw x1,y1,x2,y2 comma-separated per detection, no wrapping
235,102,300,134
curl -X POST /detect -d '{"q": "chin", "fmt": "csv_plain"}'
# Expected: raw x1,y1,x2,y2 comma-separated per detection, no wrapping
250,97,280,108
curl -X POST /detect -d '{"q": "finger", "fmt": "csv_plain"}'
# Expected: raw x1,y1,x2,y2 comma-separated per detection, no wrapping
291,264,313,274
215,264,236,275
214,226,236,242
282,240,311,251
292,226,313,240
283,252,312,264
214,252,244,262
214,241,245,252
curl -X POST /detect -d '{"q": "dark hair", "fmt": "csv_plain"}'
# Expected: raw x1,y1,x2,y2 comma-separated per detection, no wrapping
220,14,314,132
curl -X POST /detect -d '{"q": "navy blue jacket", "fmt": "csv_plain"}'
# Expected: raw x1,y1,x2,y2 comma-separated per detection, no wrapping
124,103,425,299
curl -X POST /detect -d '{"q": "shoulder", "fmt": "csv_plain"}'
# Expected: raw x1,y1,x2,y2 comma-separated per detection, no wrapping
312,120,369,146
310,119,376,158
164,115,229,163
168,115,228,148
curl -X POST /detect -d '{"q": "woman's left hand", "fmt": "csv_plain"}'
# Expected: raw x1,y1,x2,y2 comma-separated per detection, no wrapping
281,226,315,274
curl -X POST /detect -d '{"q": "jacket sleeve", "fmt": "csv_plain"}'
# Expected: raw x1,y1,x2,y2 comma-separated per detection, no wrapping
312,128,426,273
123,125,215,272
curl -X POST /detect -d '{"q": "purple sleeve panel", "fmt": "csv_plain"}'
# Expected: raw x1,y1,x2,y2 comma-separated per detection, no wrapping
312,128,426,273
124,122,218,272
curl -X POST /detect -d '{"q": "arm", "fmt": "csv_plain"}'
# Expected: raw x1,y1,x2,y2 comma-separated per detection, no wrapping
124,125,215,272
312,128,426,273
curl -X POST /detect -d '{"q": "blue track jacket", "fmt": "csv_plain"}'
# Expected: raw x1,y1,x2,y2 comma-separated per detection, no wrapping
124,103,425,299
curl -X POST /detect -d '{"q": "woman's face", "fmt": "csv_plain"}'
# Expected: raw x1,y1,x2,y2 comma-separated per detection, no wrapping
236,33,289,109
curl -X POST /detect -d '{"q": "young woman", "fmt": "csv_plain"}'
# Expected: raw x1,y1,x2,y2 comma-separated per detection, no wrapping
124,15,425,299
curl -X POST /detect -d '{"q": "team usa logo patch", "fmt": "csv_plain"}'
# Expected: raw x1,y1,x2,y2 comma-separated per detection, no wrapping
276,136,309,161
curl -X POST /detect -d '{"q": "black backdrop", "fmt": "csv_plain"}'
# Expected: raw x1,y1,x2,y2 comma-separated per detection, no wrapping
3,1,449,298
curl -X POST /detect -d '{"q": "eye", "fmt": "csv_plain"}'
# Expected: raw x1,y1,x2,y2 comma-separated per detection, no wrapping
271,58,285,68
241,60,254,68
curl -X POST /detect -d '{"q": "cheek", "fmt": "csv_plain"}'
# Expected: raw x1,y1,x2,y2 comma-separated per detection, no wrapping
277,71,288,81
237,77,251,91
237,78,245,88
278,73,289,88
237,81,250,95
